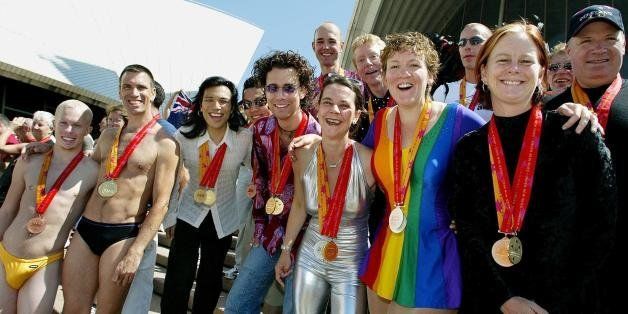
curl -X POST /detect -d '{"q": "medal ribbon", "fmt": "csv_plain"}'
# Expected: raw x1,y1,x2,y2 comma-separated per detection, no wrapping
488,105,542,234
269,112,308,196
571,74,622,130
316,144,354,238
460,79,481,110
317,68,346,91
36,151,85,215
198,142,227,189
104,115,159,180
393,101,432,207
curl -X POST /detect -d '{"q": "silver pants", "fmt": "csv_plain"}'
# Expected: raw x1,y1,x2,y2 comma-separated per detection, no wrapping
293,224,368,314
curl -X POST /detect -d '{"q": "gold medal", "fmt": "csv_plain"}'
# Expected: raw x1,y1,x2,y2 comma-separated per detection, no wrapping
203,189,216,206
26,216,46,235
272,198,284,215
98,180,117,198
265,197,277,215
491,237,514,267
508,236,523,265
323,241,338,261
194,189,207,204
389,206,406,233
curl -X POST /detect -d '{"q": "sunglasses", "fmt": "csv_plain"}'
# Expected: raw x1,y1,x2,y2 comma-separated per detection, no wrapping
265,84,298,95
457,36,485,47
240,97,267,109
323,73,364,89
548,62,572,72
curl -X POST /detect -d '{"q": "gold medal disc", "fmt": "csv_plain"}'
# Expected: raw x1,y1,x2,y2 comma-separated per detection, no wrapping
272,198,285,215
265,197,277,215
323,241,339,261
508,236,523,265
26,216,46,234
203,189,216,206
491,237,514,267
98,180,118,198
194,189,207,204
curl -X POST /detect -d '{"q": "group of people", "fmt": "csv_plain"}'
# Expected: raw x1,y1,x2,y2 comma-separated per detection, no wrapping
0,3,625,314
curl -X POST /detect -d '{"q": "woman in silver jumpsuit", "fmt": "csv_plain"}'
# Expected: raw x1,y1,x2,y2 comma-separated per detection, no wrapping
275,75,375,313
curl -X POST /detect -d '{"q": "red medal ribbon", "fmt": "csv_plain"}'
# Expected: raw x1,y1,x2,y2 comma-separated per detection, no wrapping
488,105,543,234
199,143,227,189
468,91,481,111
36,151,85,215
269,112,308,196
393,102,432,207
572,74,622,131
105,115,159,180
317,144,354,238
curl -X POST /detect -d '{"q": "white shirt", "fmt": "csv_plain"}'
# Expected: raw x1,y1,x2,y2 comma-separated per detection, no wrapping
432,79,493,123
432,79,476,104
163,126,252,238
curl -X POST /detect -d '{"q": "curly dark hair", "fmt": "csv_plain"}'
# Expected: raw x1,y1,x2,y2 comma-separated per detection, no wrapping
252,50,314,108
181,76,246,139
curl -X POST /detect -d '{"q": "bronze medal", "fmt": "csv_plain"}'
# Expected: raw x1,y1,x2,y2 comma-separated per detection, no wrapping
97,180,117,198
323,241,338,261
203,189,216,206
508,236,523,265
314,240,326,260
26,216,46,235
194,189,207,204
491,237,514,267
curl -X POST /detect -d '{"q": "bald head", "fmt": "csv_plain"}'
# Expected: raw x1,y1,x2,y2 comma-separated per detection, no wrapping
314,22,342,41
55,100,93,126
313,22,345,70
461,23,492,38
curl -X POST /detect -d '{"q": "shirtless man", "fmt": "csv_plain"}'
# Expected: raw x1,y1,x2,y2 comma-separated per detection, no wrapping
0,100,98,313
62,64,179,313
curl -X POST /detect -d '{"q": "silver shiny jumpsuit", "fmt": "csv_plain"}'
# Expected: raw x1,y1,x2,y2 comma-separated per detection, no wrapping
294,143,373,314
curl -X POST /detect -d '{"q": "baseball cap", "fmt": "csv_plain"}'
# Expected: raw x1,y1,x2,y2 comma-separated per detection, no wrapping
567,5,624,41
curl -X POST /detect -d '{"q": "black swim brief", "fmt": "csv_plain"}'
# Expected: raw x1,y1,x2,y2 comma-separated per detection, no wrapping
75,216,141,256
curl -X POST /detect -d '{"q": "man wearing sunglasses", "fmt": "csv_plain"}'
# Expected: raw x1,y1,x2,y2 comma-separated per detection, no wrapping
225,51,320,314
544,5,626,312
433,23,492,119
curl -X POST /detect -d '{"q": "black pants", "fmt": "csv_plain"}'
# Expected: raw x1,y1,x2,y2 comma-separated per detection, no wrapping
160,217,232,314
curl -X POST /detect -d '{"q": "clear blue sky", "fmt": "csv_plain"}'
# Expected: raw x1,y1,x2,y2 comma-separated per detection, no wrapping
197,0,356,89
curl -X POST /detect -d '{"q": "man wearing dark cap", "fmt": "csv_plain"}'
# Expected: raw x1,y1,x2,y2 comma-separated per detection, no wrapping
544,5,625,312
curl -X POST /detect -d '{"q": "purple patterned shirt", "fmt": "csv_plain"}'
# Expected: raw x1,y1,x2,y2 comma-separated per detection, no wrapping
251,113,321,255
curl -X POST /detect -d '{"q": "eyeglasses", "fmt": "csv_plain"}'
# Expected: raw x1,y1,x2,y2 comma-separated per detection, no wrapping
240,97,267,109
548,62,572,72
457,36,485,47
265,84,298,95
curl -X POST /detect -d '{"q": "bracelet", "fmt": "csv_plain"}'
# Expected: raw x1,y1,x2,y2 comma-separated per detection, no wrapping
281,240,293,252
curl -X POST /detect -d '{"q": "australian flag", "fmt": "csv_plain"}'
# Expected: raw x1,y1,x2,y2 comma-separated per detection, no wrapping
166,91,194,129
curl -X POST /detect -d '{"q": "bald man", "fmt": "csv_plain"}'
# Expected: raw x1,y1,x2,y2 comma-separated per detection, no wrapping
0,100,98,314
433,23,493,120
310,22,360,114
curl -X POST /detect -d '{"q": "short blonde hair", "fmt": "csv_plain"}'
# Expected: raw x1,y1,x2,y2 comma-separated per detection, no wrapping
381,32,440,80
351,33,386,68
549,42,567,60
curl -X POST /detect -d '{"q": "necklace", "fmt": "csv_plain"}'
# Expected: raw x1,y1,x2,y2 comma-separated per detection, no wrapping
327,156,343,168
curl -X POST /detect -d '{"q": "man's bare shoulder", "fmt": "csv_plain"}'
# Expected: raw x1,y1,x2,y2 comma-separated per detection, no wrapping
154,127,178,151
78,155,99,175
